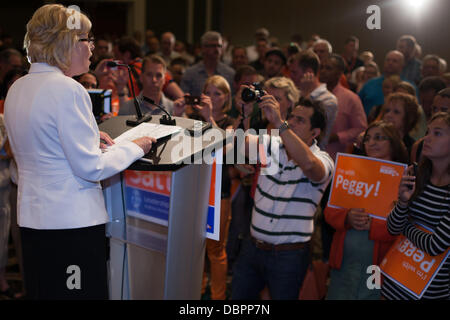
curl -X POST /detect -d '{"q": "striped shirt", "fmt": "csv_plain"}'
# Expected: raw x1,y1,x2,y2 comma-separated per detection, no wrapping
250,135,334,245
382,183,450,300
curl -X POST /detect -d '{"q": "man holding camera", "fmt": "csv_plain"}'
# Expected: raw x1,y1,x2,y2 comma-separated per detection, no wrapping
231,92,334,300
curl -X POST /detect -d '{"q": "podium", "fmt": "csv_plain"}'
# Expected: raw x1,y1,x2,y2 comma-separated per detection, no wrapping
99,115,227,299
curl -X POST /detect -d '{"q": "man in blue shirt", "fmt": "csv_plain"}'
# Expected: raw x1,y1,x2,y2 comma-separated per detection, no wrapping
358,50,405,116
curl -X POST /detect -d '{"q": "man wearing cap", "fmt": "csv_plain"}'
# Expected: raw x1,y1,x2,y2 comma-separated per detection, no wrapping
263,48,286,80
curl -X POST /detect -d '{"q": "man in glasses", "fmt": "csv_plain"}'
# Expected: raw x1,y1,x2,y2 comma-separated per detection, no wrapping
181,31,235,97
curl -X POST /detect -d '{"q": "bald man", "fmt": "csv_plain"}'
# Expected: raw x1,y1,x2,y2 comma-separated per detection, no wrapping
158,31,181,65
358,50,413,115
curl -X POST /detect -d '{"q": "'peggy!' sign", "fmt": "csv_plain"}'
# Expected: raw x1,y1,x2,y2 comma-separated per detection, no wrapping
328,153,407,220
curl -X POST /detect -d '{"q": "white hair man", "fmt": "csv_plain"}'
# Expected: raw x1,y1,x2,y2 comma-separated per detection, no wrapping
312,39,332,64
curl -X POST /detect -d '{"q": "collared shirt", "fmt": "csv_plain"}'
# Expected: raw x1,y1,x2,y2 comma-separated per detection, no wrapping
180,61,235,96
119,92,174,116
251,135,334,244
309,83,338,150
4,63,144,229
326,84,368,161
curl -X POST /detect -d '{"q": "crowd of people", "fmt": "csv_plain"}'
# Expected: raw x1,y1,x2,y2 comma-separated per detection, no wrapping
0,4,449,300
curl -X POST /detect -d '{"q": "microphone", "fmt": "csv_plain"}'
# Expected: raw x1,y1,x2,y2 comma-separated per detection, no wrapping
106,60,152,126
142,96,176,126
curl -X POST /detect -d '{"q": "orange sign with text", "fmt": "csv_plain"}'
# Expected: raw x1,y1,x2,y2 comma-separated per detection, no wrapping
328,153,407,220
125,170,171,196
380,225,450,299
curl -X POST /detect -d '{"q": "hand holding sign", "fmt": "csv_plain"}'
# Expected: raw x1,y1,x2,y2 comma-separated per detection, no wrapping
346,208,371,231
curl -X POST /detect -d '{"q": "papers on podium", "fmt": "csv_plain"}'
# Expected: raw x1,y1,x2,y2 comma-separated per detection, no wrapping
114,122,183,143
103,122,183,154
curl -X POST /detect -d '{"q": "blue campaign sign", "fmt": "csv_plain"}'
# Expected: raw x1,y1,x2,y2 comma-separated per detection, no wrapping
124,170,172,226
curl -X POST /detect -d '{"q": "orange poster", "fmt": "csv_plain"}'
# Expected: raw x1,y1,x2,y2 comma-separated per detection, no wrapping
380,224,450,299
328,153,407,220
206,148,222,241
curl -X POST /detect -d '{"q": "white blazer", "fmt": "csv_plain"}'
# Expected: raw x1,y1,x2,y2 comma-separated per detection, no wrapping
4,63,144,230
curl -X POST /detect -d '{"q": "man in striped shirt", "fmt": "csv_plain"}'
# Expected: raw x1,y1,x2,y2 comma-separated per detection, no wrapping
231,97,334,300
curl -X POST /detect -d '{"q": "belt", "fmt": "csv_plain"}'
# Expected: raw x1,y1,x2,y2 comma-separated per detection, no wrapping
250,236,309,251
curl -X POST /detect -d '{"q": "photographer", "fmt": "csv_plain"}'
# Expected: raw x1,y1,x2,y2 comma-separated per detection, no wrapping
231,94,334,300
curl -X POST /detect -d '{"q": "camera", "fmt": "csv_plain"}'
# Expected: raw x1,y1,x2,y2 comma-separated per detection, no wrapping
87,89,112,121
184,95,201,105
241,82,265,103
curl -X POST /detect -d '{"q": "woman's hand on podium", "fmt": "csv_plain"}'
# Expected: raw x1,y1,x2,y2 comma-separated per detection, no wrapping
99,131,115,149
132,136,157,154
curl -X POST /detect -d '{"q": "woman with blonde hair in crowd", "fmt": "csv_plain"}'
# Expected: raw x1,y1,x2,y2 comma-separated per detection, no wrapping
325,121,408,300
382,112,450,299
178,75,234,299
4,4,154,299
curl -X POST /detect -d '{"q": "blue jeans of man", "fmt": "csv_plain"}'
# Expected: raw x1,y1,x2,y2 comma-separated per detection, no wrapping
231,237,310,300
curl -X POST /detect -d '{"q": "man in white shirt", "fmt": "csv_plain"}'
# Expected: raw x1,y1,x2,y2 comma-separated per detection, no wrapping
231,96,334,300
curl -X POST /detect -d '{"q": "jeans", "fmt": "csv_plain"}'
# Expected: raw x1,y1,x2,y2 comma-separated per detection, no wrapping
231,237,310,300
226,185,253,271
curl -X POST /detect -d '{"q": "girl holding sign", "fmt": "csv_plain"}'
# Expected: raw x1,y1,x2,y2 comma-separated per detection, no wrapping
325,121,408,300
382,112,450,300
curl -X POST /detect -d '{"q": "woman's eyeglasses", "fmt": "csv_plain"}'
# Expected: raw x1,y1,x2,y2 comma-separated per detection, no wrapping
363,134,390,144
78,37,95,44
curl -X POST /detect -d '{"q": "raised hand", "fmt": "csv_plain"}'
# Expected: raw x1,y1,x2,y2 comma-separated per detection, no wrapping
398,165,416,205
258,94,283,128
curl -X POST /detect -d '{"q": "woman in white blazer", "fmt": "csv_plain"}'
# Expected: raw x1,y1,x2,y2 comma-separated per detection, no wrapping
4,4,154,299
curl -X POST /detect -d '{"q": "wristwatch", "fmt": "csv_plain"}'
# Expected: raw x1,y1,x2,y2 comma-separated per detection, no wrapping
278,121,289,134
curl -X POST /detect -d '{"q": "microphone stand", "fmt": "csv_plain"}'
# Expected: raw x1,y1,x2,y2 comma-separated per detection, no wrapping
106,60,152,127
125,65,152,126
142,96,176,126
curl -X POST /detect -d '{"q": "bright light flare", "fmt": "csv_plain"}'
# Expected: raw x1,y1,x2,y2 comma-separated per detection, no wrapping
403,0,428,10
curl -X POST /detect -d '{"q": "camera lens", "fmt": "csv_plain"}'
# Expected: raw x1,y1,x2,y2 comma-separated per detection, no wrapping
242,87,256,103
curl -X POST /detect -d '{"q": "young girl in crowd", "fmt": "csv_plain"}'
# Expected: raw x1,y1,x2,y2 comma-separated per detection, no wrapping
325,121,409,300
183,75,234,300
379,92,419,157
382,112,450,300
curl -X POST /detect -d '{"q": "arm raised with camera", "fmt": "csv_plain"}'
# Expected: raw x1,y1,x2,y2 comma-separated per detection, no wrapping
258,95,327,183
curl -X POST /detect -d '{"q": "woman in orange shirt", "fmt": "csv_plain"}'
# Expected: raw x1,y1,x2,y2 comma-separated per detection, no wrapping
324,121,408,300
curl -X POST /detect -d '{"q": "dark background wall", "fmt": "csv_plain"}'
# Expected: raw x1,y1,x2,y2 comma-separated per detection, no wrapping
0,0,448,68
221,0,450,68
